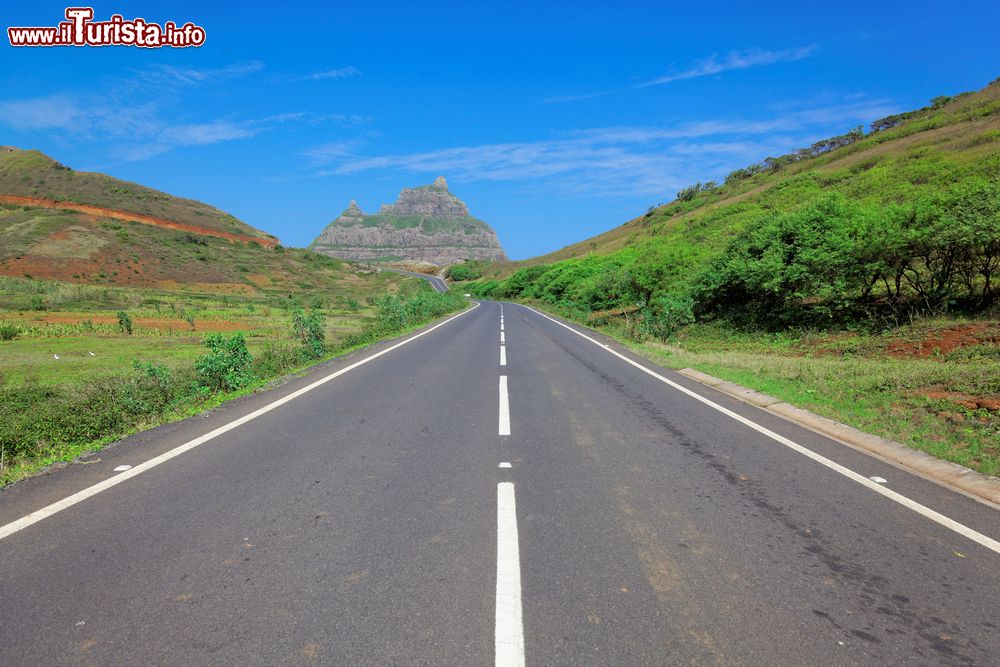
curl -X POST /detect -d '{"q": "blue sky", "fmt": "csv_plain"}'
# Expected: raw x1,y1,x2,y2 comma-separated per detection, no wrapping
2,1,998,259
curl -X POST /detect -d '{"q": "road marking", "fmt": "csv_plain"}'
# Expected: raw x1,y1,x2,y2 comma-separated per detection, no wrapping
499,462,512,469
870,476,888,484
496,482,525,667
500,346,507,366
499,375,511,436
0,303,481,542
501,322,505,331
112,465,132,472
501,331,506,344
522,305,1000,556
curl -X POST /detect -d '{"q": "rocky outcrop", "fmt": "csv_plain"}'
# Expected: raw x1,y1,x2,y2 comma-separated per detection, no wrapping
310,177,506,265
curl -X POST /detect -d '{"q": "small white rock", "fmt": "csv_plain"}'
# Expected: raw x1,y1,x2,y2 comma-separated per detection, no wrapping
869,476,888,484
113,465,132,472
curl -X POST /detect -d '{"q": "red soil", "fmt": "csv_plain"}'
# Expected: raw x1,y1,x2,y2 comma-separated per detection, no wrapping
29,314,251,332
886,324,997,358
0,194,278,248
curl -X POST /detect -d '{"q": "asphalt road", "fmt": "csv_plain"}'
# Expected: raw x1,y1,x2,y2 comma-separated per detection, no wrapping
380,268,450,293
1,301,998,666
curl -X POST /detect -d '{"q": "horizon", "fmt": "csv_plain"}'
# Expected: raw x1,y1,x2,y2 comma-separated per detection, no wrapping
2,1,998,259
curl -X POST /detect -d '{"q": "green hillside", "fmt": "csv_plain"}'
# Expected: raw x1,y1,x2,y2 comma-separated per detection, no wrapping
463,77,999,329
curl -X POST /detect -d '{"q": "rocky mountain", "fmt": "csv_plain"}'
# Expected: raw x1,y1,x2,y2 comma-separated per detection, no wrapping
310,177,506,265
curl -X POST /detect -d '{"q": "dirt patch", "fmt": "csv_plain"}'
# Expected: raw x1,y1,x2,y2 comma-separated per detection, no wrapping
191,282,256,295
887,324,996,359
919,388,1000,412
32,314,253,332
244,273,272,287
0,194,277,247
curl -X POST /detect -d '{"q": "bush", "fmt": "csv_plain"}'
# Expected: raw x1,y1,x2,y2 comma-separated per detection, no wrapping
122,362,176,414
0,323,18,341
195,333,254,391
117,311,133,335
446,263,483,281
29,296,46,311
292,309,326,359
640,295,695,341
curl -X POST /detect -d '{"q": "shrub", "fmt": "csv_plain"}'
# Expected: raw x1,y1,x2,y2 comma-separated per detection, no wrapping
116,311,133,334
292,309,326,359
0,323,18,341
640,295,696,341
122,362,176,414
195,333,254,391
29,296,46,311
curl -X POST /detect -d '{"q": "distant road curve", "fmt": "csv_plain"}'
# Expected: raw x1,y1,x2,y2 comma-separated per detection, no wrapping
380,267,450,293
0,194,279,248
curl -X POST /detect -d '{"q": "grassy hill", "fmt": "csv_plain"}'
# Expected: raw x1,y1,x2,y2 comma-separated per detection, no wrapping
0,147,386,297
0,147,271,240
463,77,999,327
453,77,1000,477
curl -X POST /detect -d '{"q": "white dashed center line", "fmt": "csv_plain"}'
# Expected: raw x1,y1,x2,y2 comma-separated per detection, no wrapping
495,482,525,666
498,375,511,436
500,346,507,366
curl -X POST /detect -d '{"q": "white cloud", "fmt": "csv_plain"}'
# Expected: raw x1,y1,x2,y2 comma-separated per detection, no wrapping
635,45,818,88
0,61,358,161
309,98,896,198
545,45,818,103
299,66,360,81
136,61,266,87
0,95,82,131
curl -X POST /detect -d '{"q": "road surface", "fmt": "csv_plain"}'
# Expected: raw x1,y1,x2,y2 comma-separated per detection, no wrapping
1,302,998,665
381,268,449,293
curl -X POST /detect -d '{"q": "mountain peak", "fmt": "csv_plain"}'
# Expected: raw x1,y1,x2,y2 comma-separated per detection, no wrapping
311,178,506,265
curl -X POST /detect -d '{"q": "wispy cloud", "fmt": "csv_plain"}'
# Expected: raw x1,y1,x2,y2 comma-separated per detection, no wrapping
541,90,616,104
635,45,817,88
0,95,83,131
307,97,896,198
137,61,266,87
545,45,817,103
0,62,354,161
298,66,360,81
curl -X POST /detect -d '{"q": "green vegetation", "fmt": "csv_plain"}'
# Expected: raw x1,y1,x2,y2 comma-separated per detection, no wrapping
445,260,486,281
0,279,467,486
116,310,133,335
456,78,1000,475
292,309,326,359
195,333,255,391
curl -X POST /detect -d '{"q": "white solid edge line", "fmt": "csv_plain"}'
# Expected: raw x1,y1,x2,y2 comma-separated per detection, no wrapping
521,305,1000,556
0,303,482,542
500,346,507,366
499,375,511,436
496,482,525,667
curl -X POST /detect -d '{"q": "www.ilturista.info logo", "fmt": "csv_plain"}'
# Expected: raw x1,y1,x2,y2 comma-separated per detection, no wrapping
8,7,206,48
